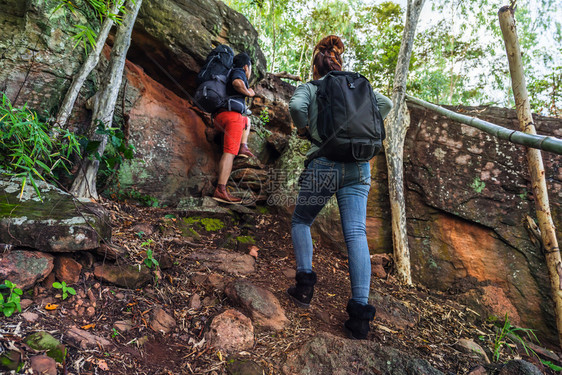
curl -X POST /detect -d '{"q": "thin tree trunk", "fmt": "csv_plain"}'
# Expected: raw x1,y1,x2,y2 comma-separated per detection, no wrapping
499,5,562,349
384,0,425,285
70,0,143,199
54,0,124,131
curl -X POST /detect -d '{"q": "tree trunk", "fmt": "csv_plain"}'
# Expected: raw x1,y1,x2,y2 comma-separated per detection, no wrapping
54,0,124,131
70,0,143,199
499,5,562,349
384,0,425,285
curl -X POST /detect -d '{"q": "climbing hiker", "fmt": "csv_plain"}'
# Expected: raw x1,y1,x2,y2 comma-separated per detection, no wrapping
287,35,393,340
211,52,256,204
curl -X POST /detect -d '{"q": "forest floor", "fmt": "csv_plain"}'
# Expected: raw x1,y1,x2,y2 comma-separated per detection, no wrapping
1,199,561,375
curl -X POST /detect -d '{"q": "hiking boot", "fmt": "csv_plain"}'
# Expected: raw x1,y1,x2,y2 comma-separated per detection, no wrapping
344,299,376,340
237,143,255,158
213,184,241,204
287,271,317,308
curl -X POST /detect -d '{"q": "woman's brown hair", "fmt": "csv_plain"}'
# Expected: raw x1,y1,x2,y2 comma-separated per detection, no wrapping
312,35,345,80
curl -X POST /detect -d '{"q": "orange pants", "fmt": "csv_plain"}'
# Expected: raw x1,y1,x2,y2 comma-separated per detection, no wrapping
214,111,249,155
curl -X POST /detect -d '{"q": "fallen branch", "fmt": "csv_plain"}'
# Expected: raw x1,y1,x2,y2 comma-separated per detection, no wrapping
272,71,301,81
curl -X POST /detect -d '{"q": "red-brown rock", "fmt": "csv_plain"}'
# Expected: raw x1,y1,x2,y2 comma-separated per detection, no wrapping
30,355,56,375
54,256,82,284
225,280,289,331
0,250,53,290
205,309,254,354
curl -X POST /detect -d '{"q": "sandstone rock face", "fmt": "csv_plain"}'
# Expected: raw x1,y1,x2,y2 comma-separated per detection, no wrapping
0,251,53,290
405,104,562,343
0,0,267,205
133,0,266,96
0,0,94,121
0,176,111,252
116,60,220,204
251,74,296,135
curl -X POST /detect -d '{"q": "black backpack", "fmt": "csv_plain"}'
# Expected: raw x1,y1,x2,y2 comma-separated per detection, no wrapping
197,45,233,84
194,45,246,114
308,71,385,163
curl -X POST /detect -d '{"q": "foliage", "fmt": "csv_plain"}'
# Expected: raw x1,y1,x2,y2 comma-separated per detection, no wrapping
491,314,540,363
54,0,127,53
52,281,77,300
141,239,160,269
229,0,561,115
83,124,135,193
0,280,23,318
0,93,81,200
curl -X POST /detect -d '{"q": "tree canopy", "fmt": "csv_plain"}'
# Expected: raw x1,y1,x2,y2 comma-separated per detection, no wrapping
227,0,561,116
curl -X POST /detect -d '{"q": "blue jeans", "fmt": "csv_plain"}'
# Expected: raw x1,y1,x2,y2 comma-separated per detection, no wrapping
291,157,371,305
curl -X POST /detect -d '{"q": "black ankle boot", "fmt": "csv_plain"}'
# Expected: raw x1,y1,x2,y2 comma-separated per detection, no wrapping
344,299,376,340
287,271,317,308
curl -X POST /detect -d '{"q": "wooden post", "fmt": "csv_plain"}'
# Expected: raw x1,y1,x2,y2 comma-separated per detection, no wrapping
499,5,562,348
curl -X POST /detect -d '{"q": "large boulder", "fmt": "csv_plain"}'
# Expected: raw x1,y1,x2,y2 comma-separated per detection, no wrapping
404,103,562,344
0,175,111,252
130,0,266,96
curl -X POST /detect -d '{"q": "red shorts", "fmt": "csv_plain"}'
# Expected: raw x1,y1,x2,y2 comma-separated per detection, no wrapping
214,111,248,155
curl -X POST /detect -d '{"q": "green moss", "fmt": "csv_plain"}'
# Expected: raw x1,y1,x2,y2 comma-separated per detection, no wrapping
200,217,224,231
236,235,255,244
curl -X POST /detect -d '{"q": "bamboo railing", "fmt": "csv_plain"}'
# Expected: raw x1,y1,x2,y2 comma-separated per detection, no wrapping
405,95,562,155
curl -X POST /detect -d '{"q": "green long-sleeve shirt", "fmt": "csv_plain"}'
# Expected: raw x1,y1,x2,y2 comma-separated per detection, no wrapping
289,79,393,157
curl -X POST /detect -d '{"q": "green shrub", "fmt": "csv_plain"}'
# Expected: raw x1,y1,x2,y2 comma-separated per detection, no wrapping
0,93,81,199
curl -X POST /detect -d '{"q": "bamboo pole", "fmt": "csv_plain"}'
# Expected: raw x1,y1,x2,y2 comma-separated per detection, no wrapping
499,5,562,349
404,95,562,155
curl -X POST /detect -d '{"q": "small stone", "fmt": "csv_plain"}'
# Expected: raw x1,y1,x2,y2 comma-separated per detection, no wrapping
225,280,289,331
189,294,202,310
467,365,487,375
94,264,152,289
20,299,33,310
206,273,226,290
87,289,96,302
372,264,387,278
282,268,296,279
190,272,207,285
115,292,126,300
114,319,134,332
151,307,176,334
94,282,101,289
30,355,56,375
205,309,254,354
454,338,490,363
86,307,96,317
202,296,216,308
66,326,112,349
22,312,39,322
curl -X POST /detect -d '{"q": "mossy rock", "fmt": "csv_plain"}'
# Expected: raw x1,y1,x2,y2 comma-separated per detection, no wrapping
24,331,66,363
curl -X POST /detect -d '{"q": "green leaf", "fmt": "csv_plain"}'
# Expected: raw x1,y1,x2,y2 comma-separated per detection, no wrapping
52,282,63,289
67,287,76,295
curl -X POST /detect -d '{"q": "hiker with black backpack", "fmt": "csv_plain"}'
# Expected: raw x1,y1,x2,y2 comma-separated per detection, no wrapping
287,35,392,340
195,48,256,204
